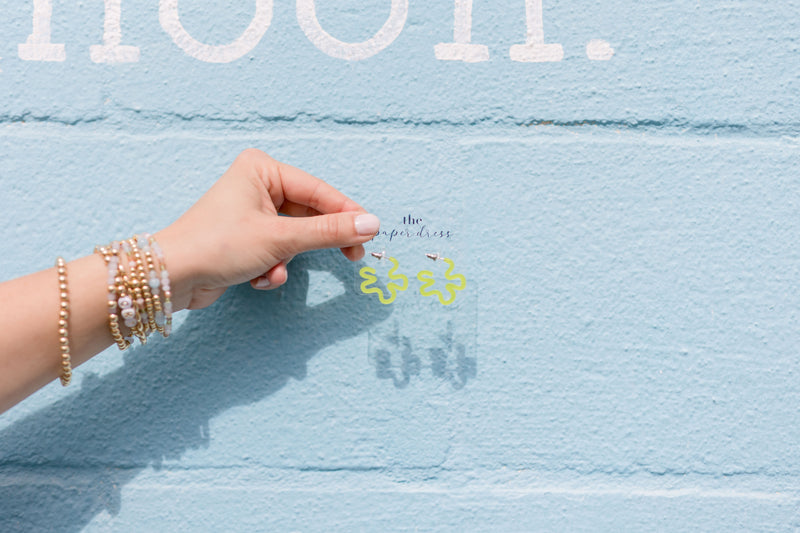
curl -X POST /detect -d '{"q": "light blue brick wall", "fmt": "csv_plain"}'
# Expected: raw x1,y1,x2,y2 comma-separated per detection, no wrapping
1,1,799,531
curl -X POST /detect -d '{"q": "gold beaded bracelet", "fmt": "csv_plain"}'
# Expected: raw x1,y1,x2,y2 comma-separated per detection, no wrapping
143,243,166,336
129,237,158,334
55,257,72,386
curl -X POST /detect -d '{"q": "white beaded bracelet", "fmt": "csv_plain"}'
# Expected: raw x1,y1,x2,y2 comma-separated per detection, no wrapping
148,235,173,337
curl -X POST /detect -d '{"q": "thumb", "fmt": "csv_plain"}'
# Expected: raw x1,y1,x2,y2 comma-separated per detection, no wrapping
272,212,380,256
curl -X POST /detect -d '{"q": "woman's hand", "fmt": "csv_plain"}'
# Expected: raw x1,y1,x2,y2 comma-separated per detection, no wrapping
156,149,380,310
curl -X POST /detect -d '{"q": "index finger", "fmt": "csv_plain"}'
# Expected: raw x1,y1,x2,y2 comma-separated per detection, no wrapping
275,160,366,216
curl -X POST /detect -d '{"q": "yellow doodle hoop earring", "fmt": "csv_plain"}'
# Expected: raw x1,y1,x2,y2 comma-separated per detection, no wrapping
417,253,466,306
359,251,409,305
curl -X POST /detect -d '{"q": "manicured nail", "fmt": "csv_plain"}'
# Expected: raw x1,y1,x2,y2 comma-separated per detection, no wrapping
355,214,380,236
254,277,270,289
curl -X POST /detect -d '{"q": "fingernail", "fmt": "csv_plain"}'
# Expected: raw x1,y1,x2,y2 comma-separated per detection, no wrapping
254,277,270,289
355,214,380,236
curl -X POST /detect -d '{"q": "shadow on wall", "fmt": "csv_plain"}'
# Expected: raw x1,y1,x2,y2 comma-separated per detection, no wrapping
0,250,391,532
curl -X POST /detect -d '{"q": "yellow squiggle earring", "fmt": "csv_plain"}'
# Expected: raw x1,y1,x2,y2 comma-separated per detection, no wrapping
417,254,466,306
359,253,409,305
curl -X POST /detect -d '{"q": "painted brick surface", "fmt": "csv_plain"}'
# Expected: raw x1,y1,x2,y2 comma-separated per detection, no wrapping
0,1,798,531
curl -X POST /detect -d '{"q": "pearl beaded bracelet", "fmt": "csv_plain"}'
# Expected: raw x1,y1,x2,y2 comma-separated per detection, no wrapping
95,243,133,351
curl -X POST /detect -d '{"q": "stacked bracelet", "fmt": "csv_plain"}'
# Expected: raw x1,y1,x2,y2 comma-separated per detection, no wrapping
93,234,173,350
55,235,172,384
55,257,72,386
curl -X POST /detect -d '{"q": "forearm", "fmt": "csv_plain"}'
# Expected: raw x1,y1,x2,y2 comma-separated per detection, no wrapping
0,232,193,413
0,254,111,412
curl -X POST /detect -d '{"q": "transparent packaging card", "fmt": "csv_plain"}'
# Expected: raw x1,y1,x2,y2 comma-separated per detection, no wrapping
356,213,478,390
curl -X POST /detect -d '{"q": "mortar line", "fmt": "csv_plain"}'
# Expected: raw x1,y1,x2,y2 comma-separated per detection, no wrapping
0,124,796,148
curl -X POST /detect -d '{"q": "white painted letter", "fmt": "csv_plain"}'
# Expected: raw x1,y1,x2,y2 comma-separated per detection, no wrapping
509,0,562,62
297,0,408,61
91,0,140,63
160,0,273,63
586,39,614,61
435,0,489,62
18,0,66,61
